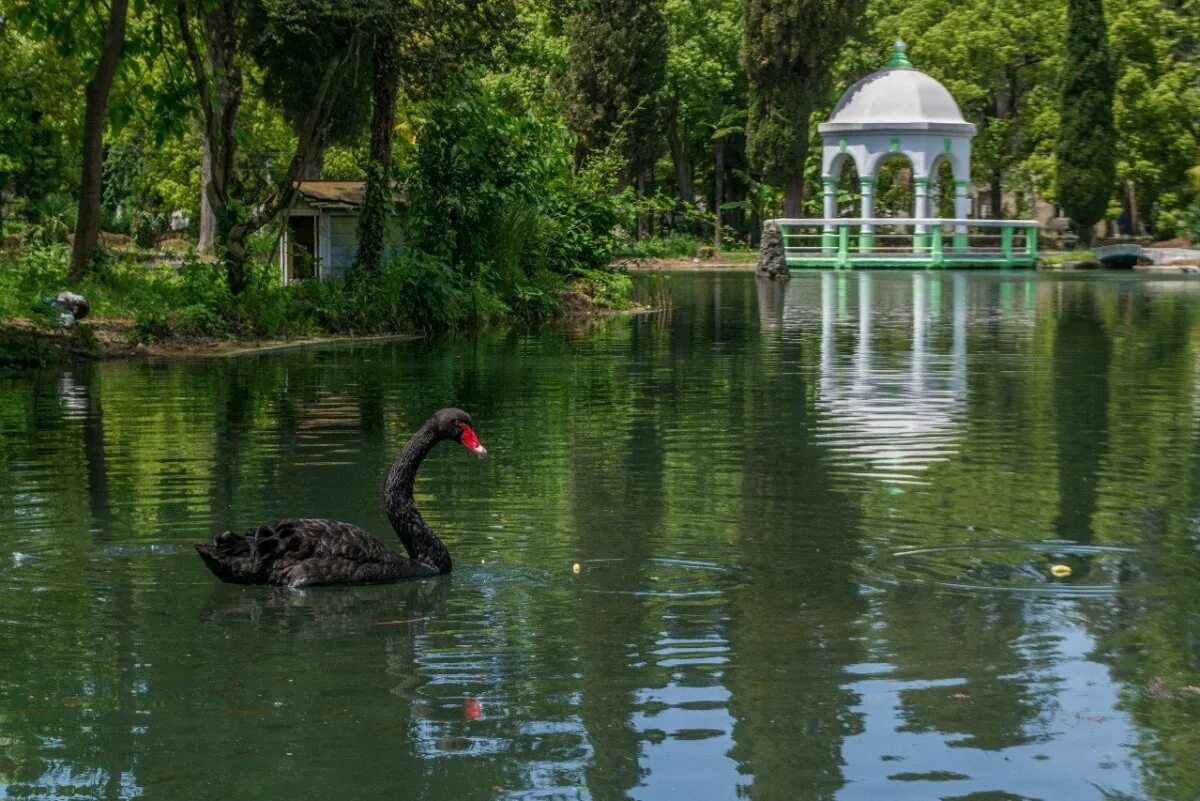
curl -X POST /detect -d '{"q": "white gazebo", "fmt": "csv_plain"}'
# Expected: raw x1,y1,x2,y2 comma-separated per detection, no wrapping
765,41,1038,270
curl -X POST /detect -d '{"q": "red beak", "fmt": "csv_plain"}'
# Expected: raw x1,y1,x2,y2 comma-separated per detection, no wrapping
460,424,487,458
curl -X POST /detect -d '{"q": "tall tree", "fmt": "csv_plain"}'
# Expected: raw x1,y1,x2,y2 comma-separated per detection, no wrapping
66,0,129,282
355,16,402,282
1056,0,1116,245
741,0,866,217
664,0,745,227
354,0,513,277
563,0,668,182
175,0,362,292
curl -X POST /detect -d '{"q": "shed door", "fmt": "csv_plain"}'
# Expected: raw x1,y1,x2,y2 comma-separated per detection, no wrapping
286,215,317,282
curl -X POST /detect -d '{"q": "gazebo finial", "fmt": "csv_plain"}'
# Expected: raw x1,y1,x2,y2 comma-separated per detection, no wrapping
885,39,913,69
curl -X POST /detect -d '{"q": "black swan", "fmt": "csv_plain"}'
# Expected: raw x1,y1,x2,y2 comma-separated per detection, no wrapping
196,408,486,587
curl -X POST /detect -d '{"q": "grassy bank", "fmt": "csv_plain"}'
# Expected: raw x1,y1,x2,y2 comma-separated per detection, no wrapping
614,232,757,264
0,246,635,367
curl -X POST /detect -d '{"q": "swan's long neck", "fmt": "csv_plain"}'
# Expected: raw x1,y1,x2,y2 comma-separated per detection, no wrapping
383,421,451,573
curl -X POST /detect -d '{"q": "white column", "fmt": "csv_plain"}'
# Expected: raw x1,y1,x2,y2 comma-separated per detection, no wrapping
954,180,970,241
822,177,837,253
914,177,931,250
822,177,837,218
860,178,876,251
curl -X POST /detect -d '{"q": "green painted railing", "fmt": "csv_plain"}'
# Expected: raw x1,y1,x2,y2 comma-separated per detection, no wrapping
772,218,1040,269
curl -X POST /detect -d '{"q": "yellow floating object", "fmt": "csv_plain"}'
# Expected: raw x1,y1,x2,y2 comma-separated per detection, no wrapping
572,563,581,574
1050,564,1072,578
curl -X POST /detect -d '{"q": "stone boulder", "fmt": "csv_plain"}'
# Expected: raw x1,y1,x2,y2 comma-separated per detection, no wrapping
757,221,789,280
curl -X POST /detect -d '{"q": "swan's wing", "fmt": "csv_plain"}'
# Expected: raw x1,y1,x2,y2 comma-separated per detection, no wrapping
273,518,398,564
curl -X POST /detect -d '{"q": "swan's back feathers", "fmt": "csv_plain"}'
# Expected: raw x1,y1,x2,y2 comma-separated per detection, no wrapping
195,518,421,587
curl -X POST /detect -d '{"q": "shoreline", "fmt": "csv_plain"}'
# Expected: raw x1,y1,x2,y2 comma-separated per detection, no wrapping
1,318,425,365
621,255,757,271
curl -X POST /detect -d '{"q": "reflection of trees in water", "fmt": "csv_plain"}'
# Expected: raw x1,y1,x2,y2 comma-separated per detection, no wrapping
570,321,666,801
1052,283,1112,544
1068,282,1200,801
878,589,1054,751
726,314,866,800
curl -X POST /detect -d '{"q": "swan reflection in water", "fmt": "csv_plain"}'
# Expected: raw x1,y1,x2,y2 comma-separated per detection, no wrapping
758,272,1017,484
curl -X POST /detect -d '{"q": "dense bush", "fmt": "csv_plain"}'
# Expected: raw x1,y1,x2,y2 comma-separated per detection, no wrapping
0,242,595,349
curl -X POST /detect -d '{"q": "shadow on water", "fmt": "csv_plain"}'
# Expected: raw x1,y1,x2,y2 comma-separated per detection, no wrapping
2,271,1200,800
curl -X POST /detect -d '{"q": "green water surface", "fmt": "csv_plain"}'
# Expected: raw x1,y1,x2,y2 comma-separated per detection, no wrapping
2,271,1200,800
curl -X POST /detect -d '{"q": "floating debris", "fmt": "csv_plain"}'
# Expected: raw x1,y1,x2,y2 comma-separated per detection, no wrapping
1050,564,1073,578
572,563,581,574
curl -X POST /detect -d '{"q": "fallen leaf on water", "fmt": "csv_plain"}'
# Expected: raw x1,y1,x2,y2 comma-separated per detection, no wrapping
464,697,483,720
372,617,428,627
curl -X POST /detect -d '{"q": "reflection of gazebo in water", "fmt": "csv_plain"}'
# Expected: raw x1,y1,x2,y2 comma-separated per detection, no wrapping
758,273,969,483
768,42,1037,270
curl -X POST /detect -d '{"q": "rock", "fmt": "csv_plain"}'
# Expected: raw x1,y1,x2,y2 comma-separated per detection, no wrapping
52,291,90,327
1061,259,1101,271
757,221,789,280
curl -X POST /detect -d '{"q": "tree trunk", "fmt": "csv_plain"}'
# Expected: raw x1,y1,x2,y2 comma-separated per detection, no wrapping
198,131,216,253
714,138,725,249
667,100,694,205
69,0,129,283
178,0,243,288
636,170,649,240
990,171,1004,219
302,146,325,180
356,25,402,279
1125,179,1140,237
783,170,803,219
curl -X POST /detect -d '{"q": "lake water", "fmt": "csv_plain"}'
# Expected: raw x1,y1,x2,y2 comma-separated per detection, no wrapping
2,270,1200,801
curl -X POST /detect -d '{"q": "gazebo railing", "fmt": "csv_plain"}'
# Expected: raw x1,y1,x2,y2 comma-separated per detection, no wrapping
770,218,1039,268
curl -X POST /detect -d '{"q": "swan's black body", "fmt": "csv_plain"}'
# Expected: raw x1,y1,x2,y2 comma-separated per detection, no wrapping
195,408,484,588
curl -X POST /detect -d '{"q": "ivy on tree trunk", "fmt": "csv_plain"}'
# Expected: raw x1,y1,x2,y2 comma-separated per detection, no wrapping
356,25,402,282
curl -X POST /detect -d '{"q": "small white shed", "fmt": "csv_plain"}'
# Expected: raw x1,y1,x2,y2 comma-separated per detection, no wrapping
279,181,406,282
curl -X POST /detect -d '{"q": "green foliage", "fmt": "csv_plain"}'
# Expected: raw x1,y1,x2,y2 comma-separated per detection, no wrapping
569,268,634,310
1182,199,1200,244
742,0,867,197
564,0,668,176
867,0,1064,212
617,232,701,259
405,81,624,284
1056,0,1117,243
0,25,81,234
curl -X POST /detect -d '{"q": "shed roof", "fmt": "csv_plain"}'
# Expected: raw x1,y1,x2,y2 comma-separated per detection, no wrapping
294,180,407,210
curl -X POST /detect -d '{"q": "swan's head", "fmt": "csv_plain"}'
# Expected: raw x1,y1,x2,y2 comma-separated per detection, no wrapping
433,407,487,458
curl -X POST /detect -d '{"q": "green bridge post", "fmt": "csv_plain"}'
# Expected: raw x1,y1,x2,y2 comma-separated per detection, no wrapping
837,225,850,269
953,227,968,252
1025,226,1039,263
1001,225,1015,267
931,226,944,268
